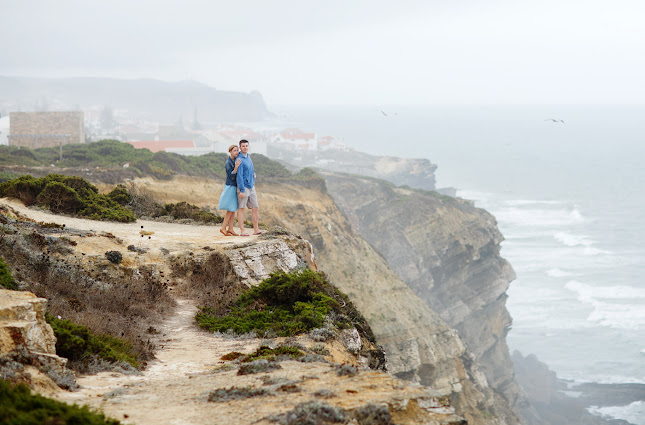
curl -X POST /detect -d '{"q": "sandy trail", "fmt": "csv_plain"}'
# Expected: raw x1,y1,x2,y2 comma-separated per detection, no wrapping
53,298,271,425
0,197,261,252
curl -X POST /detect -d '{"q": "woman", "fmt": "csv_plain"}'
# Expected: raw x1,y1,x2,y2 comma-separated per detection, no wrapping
218,145,241,236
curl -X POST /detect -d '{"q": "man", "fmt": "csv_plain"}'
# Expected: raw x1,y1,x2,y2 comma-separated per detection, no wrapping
236,139,262,235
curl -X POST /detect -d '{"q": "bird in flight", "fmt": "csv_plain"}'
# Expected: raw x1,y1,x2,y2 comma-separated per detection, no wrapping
545,118,565,123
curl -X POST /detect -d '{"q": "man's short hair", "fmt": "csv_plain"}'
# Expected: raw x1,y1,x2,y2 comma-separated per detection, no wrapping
239,139,249,146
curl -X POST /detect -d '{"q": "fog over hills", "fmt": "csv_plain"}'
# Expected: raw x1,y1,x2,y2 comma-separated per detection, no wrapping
0,76,270,123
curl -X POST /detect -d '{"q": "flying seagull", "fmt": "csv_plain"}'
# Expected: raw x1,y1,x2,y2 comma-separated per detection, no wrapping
544,118,565,123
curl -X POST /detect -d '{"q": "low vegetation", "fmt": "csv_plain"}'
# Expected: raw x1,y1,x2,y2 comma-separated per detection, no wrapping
269,401,347,425
0,379,120,425
240,345,304,363
0,257,17,290
0,211,175,372
0,174,135,222
46,314,139,369
155,201,223,224
207,386,272,403
196,269,352,337
0,139,292,180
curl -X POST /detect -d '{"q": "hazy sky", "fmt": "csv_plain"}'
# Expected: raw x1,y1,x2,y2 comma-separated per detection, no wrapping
3,0,644,105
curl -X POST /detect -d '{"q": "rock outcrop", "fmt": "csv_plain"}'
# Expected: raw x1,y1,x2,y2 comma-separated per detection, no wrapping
0,288,75,391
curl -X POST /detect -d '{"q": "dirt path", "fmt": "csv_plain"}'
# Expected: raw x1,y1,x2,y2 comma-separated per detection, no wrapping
1,198,261,256
53,298,271,425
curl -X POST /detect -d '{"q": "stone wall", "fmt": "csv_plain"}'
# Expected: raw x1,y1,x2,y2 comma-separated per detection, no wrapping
9,111,84,148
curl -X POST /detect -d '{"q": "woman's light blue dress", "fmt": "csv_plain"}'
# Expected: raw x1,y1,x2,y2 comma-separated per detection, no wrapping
218,157,238,212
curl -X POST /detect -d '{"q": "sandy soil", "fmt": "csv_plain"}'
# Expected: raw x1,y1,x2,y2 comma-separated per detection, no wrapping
0,197,263,254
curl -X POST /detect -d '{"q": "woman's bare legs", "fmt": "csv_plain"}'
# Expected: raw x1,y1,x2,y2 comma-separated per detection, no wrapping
220,211,234,236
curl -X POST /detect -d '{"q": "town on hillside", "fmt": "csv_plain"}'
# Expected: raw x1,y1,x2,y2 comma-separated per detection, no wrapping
0,109,353,163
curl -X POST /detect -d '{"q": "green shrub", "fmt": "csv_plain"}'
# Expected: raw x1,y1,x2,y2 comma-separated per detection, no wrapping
0,257,17,290
0,379,120,425
0,174,135,222
36,181,84,213
0,174,45,206
107,184,132,206
241,345,304,363
353,404,395,425
270,401,346,425
207,386,272,402
46,314,138,368
105,251,123,264
196,269,342,336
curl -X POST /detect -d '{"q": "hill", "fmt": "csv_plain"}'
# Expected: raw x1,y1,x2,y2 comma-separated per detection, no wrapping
0,76,270,123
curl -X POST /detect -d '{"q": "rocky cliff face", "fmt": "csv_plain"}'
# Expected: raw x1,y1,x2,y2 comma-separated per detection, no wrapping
251,179,519,424
0,288,75,392
321,172,527,415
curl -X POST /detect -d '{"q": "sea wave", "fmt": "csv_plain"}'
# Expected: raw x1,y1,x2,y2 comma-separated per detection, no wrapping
565,280,645,300
554,231,592,247
504,199,562,206
546,268,575,277
495,206,586,227
588,400,645,425
565,280,645,328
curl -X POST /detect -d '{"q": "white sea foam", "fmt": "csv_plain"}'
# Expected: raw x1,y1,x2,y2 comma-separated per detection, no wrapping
495,206,586,227
554,231,592,247
565,280,645,300
504,199,562,206
565,280,645,328
588,401,645,425
546,268,575,277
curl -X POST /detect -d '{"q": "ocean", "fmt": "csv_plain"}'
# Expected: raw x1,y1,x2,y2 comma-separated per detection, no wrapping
269,104,645,424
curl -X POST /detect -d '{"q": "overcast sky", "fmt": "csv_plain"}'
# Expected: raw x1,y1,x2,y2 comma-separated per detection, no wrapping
2,0,644,105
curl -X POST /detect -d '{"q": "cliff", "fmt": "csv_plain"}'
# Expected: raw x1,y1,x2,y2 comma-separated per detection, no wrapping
0,197,465,425
321,172,525,409
129,175,519,424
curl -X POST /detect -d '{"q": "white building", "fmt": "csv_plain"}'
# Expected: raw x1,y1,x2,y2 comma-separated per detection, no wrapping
272,128,317,151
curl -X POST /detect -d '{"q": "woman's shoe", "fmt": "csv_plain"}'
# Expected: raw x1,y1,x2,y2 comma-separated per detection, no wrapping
227,230,239,236
219,228,227,236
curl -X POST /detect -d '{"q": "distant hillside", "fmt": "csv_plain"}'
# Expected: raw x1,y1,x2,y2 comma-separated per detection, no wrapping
0,76,270,123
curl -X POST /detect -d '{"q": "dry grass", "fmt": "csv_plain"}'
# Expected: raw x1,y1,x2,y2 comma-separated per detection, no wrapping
171,249,247,313
0,222,175,369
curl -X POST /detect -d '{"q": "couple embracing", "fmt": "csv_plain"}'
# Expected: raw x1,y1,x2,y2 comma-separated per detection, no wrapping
218,139,263,237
